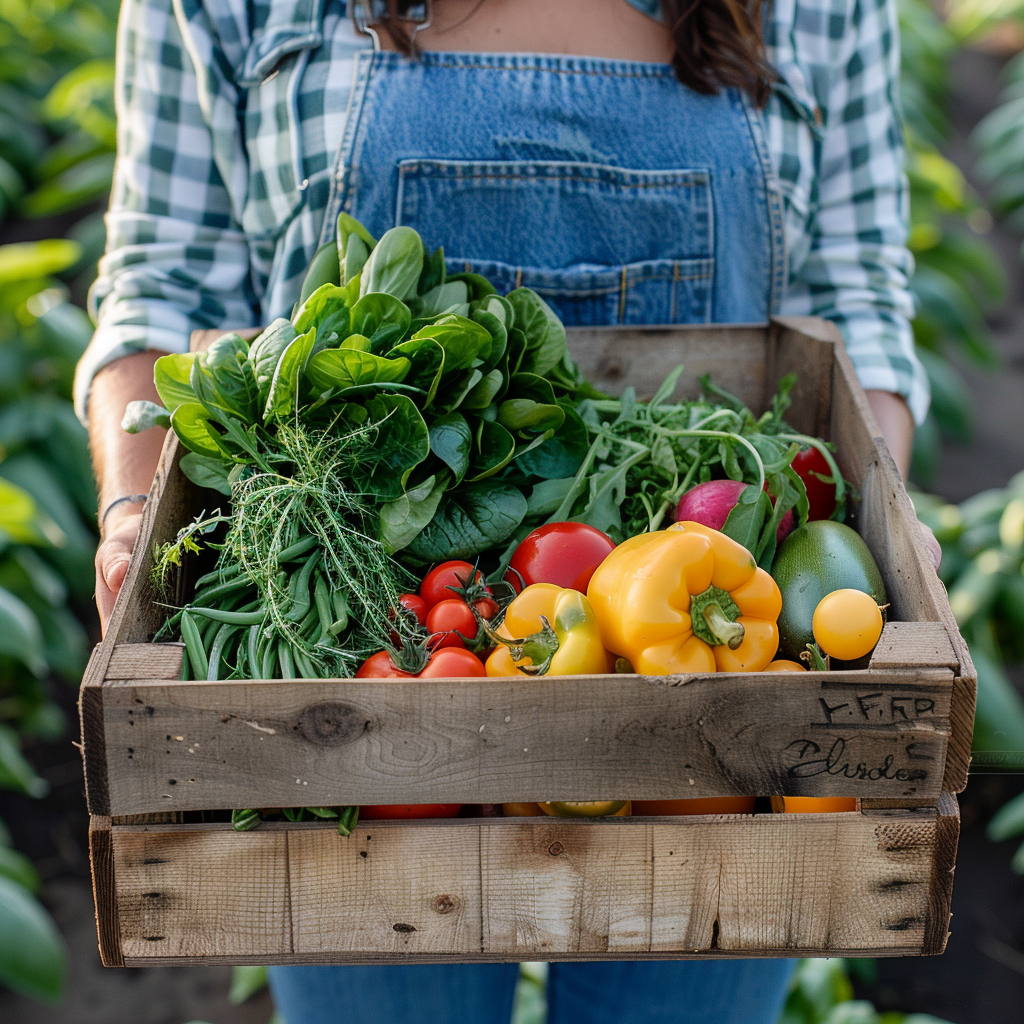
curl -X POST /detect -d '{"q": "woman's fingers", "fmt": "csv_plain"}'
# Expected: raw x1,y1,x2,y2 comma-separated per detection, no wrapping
95,511,144,636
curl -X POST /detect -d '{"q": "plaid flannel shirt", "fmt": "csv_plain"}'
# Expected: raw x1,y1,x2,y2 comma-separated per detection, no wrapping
75,0,929,424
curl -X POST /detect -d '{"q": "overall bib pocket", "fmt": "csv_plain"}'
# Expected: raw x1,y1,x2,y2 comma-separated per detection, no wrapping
395,159,716,325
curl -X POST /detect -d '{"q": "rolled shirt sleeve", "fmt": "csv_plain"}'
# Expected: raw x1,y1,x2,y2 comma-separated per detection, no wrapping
73,0,259,424
775,0,930,425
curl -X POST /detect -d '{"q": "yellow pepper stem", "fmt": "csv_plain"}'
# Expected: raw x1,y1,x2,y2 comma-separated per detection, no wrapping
481,614,560,675
689,585,745,650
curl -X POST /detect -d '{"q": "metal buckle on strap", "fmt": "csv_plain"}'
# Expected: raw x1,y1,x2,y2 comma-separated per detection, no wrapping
351,0,433,50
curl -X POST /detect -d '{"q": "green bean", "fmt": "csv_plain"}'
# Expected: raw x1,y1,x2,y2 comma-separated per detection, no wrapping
277,535,318,563
260,642,278,680
180,610,208,679
314,575,333,639
207,623,238,681
286,551,321,622
247,625,260,674
279,640,296,679
195,563,242,589
188,606,266,625
293,647,316,679
191,576,251,607
328,591,349,635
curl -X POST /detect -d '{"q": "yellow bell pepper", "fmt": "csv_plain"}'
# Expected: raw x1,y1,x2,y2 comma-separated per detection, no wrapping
586,521,782,674
485,583,609,676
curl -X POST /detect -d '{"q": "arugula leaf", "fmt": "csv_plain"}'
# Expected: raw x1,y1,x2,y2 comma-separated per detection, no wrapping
507,289,566,375
379,473,449,553
405,481,527,562
429,413,473,485
526,477,576,517
721,485,772,556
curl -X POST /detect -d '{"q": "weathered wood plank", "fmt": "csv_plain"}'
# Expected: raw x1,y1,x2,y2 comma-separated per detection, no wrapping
100,803,955,964
88,816,123,967
828,341,975,792
112,827,292,960
868,623,958,671
88,668,952,815
107,644,184,680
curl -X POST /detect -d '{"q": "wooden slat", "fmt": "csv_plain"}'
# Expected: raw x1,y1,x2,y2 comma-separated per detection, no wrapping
88,668,952,815
827,340,976,792
89,816,123,967
99,802,955,964
107,643,184,680
767,317,836,439
868,622,959,670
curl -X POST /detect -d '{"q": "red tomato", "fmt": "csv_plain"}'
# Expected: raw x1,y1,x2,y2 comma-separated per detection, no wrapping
791,447,837,521
360,804,462,820
425,598,478,649
473,596,499,621
356,647,486,678
505,522,616,594
420,560,490,608
397,593,428,626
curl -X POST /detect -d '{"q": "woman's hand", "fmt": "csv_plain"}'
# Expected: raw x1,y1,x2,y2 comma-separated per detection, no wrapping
96,509,145,635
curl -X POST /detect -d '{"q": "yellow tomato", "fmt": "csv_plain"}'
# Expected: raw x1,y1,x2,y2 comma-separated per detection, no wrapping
633,797,755,816
779,796,857,813
811,589,883,660
764,659,806,672
538,800,629,817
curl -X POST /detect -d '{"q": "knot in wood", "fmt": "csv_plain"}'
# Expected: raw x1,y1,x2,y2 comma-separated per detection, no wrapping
547,841,565,857
297,702,365,746
433,895,457,915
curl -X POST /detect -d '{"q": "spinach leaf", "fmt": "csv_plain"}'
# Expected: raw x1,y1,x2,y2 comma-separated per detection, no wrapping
416,280,469,318
265,327,316,422
305,349,411,392
515,404,589,478
179,452,232,495
337,213,376,286
379,473,448,554
434,368,483,416
153,352,199,412
411,315,492,374
406,481,527,562
418,245,446,295
466,418,516,482
297,241,340,305
498,372,565,434
446,272,497,300
169,403,227,459
360,226,423,300
191,333,259,426
461,368,504,411
294,284,349,334
471,308,508,376
121,400,169,433
507,289,566,376
340,333,372,352
247,319,297,407
429,413,473,484
389,336,445,406
354,394,430,499
349,292,412,350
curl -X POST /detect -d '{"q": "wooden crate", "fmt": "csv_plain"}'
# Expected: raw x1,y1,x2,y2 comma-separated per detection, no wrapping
81,317,973,965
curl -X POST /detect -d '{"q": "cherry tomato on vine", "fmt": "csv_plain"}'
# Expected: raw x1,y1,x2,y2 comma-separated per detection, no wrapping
791,447,838,521
360,804,462,820
420,560,491,608
506,522,616,594
355,647,487,678
425,598,478,649
396,593,428,626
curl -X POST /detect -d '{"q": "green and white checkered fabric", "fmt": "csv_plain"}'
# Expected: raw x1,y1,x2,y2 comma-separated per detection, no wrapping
76,0,928,424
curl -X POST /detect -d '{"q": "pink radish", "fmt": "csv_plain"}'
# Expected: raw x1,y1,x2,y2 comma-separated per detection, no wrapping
675,480,794,545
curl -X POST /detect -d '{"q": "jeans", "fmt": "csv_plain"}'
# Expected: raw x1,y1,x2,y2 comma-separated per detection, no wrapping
268,959,797,1024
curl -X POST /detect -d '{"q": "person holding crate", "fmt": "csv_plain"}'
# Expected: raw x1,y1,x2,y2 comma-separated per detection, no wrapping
77,0,932,1020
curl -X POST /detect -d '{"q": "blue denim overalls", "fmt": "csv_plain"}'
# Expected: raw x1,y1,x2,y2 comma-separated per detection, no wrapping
270,21,796,1024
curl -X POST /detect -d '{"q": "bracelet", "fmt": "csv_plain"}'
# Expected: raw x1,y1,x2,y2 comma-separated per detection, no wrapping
100,494,148,531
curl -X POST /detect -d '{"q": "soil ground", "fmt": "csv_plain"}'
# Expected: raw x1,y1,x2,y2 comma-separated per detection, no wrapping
1,45,1024,1024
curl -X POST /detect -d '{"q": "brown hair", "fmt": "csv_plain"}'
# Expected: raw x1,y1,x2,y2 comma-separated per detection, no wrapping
378,0,774,106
